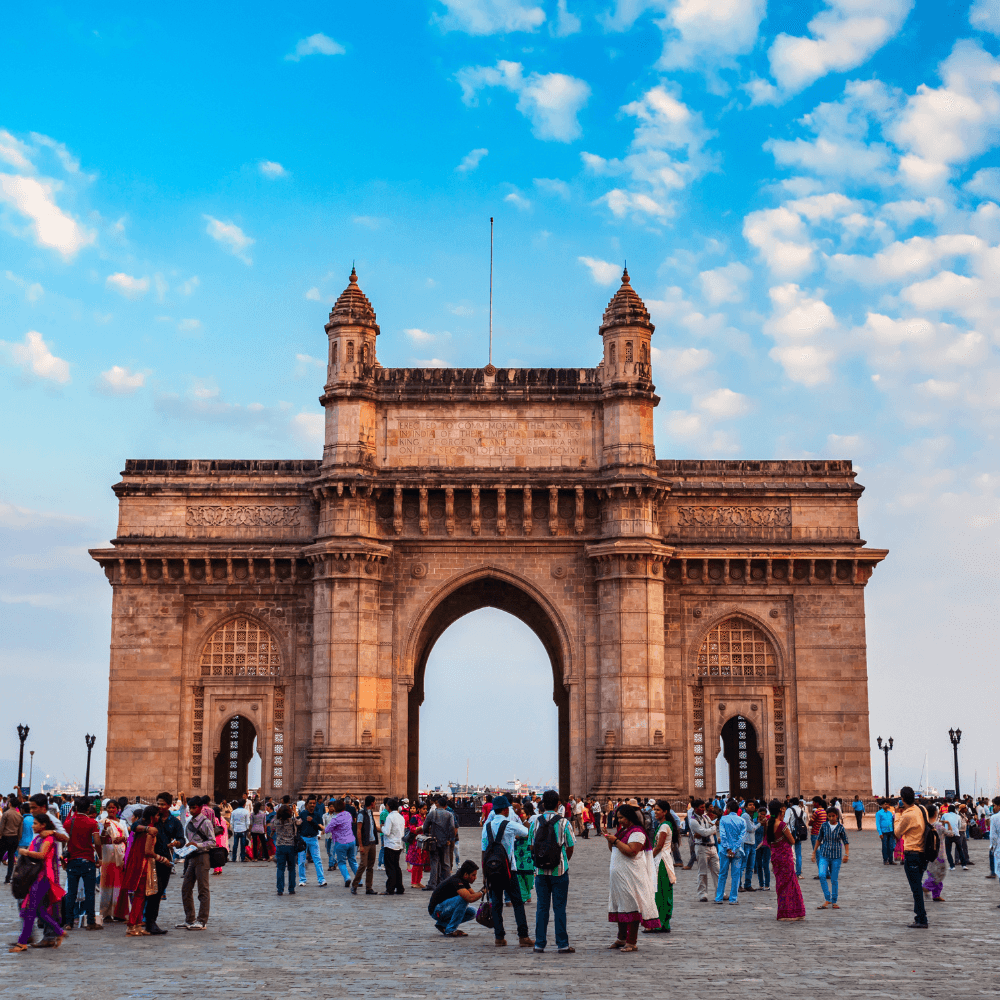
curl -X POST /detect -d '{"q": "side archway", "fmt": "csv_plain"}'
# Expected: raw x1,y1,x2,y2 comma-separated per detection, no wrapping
719,714,764,802
404,568,573,798
214,714,259,803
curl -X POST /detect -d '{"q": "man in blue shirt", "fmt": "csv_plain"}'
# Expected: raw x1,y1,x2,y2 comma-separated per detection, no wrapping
875,800,896,864
715,798,746,904
480,795,533,948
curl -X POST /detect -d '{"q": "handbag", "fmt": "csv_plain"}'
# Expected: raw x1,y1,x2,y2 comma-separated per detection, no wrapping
293,834,307,854
10,855,43,900
475,899,493,928
208,846,229,868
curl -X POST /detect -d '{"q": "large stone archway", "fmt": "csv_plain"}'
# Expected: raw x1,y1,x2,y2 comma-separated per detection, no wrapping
91,265,887,801
405,570,572,797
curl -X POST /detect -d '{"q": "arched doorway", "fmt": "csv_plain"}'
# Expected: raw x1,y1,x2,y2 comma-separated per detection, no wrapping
214,715,258,803
408,575,569,799
720,716,763,802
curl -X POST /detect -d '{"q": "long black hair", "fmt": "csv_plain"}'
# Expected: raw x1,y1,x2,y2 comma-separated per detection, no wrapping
765,798,784,845
656,799,678,841
616,803,643,831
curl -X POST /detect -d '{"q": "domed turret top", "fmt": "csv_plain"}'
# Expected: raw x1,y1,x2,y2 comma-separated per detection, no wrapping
599,266,654,336
326,266,380,334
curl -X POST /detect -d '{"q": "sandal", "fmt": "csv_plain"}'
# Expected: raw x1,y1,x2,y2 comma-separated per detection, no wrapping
609,939,625,949
8,943,29,953
817,903,829,909
831,904,840,909
620,944,639,952
447,930,468,937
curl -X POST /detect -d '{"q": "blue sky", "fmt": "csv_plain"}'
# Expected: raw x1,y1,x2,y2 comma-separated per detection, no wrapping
2,0,999,795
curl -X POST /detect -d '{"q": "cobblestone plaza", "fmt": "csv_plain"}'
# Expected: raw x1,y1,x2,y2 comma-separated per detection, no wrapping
6,831,997,996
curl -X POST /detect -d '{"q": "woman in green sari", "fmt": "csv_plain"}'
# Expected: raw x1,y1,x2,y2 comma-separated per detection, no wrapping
648,799,678,933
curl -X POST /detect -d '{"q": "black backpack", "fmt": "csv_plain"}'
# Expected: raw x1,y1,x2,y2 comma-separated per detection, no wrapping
531,815,562,870
918,806,940,864
790,807,808,843
483,819,511,885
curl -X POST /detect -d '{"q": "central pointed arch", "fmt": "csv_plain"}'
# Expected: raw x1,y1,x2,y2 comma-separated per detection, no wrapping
404,568,572,798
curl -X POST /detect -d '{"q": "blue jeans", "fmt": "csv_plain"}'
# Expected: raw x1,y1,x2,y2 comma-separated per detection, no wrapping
990,847,995,876
297,836,325,883
326,837,335,867
378,838,384,868
881,832,896,862
742,844,756,887
903,852,928,925
794,839,802,875
275,845,297,893
334,841,358,882
534,872,569,950
433,894,476,934
811,834,819,867
65,859,97,925
715,852,743,902
817,855,842,902
755,844,771,887
231,831,247,862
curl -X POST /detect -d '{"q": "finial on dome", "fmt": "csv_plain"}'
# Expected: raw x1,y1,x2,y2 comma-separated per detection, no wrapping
349,265,358,285
622,263,630,285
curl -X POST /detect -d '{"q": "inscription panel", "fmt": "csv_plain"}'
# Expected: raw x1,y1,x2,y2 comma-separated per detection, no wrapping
187,505,302,527
668,505,792,541
384,406,596,469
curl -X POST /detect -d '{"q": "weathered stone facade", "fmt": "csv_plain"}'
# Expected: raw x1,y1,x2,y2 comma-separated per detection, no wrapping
91,268,886,801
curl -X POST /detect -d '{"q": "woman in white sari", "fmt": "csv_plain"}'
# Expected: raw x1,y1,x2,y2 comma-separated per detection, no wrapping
603,804,660,952
98,800,128,924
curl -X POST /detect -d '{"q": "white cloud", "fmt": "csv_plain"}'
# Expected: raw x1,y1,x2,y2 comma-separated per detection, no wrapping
434,0,545,34
578,256,621,285
105,272,150,299
597,188,670,221
2,330,70,383
760,0,913,102
970,0,1000,36
291,411,324,444
534,177,571,198
413,357,450,367
5,270,44,302
763,283,838,385
655,345,713,377
259,160,288,178
0,173,95,257
829,234,984,285
180,275,200,296
305,287,322,301
504,189,532,210
659,0,766,72
405,328,437,344
153,273,168,302
294,353,326,378
353,215,386,229
98,365,146,395
553,0,581,36
456,147,488,172
457,61,591,142
697,386,751,419
285,33,345,61
699,261,751,304
178,318,202,332
203,215,254,264
0,129,34,172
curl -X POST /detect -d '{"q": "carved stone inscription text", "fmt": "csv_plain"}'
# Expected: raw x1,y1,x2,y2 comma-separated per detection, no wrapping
187,506,301,527
389,417,589,462
678,506,791,528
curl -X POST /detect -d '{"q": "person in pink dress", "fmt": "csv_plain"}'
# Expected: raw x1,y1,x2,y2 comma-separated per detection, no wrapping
764,798,806,921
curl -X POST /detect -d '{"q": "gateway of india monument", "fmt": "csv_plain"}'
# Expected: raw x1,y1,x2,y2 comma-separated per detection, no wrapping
90,266,886,803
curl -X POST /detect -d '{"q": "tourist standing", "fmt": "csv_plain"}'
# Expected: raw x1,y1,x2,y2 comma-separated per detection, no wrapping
741,799,758,892
1,795,22,884
63,797,103,931
812,806,849,909
754,804,771,889
921,803,948,903
592,797,602,836
125,806,164,937
406,805,428,888
894,786,929,929
604,804,659,951
98,799,128,924
876,800,896,864
809,797,827,876
649,800,676,933
990,798,1000,903
481,795,533,948
529,788,576,954
764,799,805,921
230,800,250,862
381,797,405,896
715,799,745,905
852,794,865,831
300,795,329,887
689,799,719,902
249,802,268,861
270,804,300,895
783,797,807,876
512,802,535,905
423,794,458,890
178,796,214,930
9,813,66,953
351,794,380,895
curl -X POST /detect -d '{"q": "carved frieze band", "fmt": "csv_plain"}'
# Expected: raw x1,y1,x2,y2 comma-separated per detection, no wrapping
187,505,301,527
677,506,790,528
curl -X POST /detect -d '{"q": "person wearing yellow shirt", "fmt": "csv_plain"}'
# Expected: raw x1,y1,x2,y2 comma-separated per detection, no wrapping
894,786,929,928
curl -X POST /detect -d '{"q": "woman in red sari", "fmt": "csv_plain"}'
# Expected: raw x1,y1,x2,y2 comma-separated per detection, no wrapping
765,798,806,921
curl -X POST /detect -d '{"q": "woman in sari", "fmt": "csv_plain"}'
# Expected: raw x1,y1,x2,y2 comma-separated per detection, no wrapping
512,803,534,905
124,805,169,937
98,799,128,924
764,798,806,921
647,800,677,934
405,805,428,889
9,813,65,953
248,802,268,862
213,806,228,875
603,804,660,952
922,803,948,902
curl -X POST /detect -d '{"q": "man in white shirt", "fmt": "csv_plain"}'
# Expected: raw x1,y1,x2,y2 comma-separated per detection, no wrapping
481,795,533,948
380,798,405,896
230,802,251,862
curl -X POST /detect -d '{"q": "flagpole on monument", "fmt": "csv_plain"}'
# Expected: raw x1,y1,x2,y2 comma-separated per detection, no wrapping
489,216,493,367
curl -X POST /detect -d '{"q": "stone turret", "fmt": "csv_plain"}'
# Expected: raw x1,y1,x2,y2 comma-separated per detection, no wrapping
599,267,654,383
325,267,379,385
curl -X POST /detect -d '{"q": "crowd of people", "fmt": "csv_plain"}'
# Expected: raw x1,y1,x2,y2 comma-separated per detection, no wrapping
3,784,998,954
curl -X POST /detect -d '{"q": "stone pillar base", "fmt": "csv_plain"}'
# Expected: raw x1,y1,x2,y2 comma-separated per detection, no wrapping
589,746,677,799
301,745,387,795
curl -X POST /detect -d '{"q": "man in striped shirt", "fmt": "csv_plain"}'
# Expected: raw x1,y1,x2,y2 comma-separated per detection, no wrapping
809,797,827,878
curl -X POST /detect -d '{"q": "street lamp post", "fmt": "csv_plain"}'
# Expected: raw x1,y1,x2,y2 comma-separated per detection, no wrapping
28,750,34,795
948,728,962,799
876,736,893,798
16,724,29,795
84,734,97,797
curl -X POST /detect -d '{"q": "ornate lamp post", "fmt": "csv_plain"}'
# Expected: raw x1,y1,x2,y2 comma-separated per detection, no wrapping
28,750,35,795
16,724,29,795
84,734,97,797
948,728,962,799
876,736,893,798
